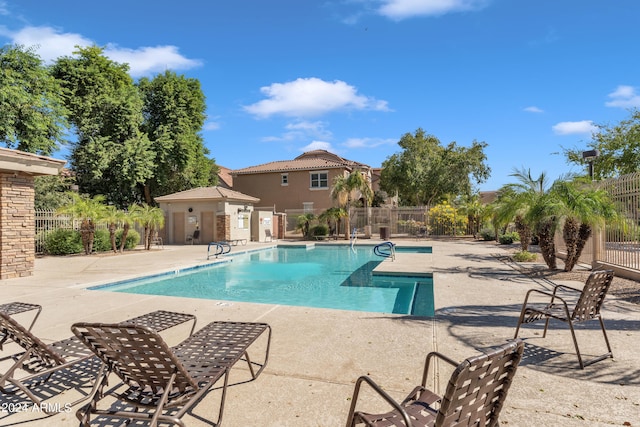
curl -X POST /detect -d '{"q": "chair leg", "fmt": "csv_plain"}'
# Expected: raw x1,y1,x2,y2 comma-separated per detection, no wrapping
599,316,613,357
542,317,551,338
566,320,585,369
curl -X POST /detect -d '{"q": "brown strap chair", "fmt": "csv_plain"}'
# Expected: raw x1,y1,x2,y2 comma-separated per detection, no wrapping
346,340,524,427
71,320,271,427
514,269,614,369
0,310,196,413
0,311,99,413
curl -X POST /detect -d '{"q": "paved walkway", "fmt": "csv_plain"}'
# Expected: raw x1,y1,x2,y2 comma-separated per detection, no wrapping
1,239,638,426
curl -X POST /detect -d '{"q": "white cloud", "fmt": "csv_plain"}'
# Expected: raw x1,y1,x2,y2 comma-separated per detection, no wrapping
244,77,390,118
343,137,396,148
524,106,544,113
8,26,92,63
301,140,336,152
0,1,10,15
3,25,201,76
552,120,598,135
204,121,220,131
377,0,488,20
105,45,201,77
605,85,640,108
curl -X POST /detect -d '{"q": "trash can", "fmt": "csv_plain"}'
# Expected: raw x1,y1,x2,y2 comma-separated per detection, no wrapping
379,226,389,240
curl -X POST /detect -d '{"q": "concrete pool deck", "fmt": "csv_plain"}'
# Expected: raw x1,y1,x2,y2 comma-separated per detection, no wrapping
1,239,638,426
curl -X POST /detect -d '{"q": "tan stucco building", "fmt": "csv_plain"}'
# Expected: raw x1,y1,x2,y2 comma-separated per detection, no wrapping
0,148,65,279
155,186,277,244
232,150,372,214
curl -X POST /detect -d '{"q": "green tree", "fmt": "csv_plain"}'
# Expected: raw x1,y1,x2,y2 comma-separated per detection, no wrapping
51,46,155,207
56,193,107,255
494,168,550,252
564,109,640,179
130,204,165,250
380,128,490,206
119,206,137,253
295,213,316,239
550,178,620,271
318,207,347,237
138,71,218,203
34,175,75,211
330,169,373,239
0,45,68,154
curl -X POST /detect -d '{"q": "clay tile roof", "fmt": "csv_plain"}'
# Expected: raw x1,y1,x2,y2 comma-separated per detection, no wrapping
155,186,259,203
233,150,370,175
217,165,233,189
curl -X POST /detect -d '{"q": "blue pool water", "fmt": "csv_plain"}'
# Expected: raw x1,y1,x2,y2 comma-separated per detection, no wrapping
92,246,434,316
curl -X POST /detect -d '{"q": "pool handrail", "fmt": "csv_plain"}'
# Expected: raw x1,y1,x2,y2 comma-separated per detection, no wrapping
207,241,231,259
373,241,395,261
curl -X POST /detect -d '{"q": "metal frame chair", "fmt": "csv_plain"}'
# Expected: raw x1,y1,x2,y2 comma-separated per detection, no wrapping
0,310,196,413
71,320,271,427
346,340,524,427
514,269,614,369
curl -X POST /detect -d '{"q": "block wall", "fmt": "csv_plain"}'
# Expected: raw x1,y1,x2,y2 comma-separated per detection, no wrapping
0,172,36,279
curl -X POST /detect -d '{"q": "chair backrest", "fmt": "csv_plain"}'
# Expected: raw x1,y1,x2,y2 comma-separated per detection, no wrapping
572,270,614,321
0,312,66,368
436,340,524,427
71,323,199,393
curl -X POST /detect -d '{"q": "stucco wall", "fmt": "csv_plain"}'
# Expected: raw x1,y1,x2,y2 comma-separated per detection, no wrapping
233,169,345,212
0,172,35,279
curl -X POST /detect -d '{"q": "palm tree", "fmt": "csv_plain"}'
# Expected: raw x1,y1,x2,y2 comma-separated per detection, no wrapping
130,204,165,250
119,206,136,253
495,168,550,252
330,169,373,240
549,178,621,271
295,213,316,239
102,205,121,253
57,193,107,255
319,207,347,237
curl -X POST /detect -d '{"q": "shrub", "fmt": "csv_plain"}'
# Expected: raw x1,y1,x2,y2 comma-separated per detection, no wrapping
428,202,468,236
498,231,520,245
479,228,496,241
512,250,537,262
44,229,82,255
116,229,141,250
92,229,112,252
310,224,329,237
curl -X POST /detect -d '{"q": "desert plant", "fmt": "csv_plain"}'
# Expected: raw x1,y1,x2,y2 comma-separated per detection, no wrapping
116,229,140,250
44,229,82,255
512,250,537,262
310,224,329,237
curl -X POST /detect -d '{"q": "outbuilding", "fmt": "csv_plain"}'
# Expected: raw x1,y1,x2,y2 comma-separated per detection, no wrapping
155,186,273,244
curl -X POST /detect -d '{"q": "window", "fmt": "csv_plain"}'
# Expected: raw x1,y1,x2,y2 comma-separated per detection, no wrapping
238,213,249,229
302,202,314,213
310,171,328,189
281,173,288,186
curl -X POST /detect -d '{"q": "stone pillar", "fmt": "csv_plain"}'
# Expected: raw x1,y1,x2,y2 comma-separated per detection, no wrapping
0,172,35,279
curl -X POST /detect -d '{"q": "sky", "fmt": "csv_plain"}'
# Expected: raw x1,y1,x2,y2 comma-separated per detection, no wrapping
1,0,639,191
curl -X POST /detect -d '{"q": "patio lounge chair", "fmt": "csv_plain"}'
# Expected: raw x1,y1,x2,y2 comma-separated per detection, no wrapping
346,340,524,427
0,302,42,350
514,269,615,369
71,320,271,427
0,310,196,413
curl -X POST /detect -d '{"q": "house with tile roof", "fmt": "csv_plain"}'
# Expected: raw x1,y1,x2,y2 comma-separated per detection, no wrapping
231,150,373,215
155,186,268,244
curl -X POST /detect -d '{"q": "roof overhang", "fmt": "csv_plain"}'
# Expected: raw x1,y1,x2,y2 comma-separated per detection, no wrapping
0,148,66,176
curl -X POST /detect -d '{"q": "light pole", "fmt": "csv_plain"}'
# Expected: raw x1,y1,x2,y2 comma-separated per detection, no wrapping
582,149,600,180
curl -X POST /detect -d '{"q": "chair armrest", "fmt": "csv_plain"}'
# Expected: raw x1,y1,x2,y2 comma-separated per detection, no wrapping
523,288,572,318
421,351,459,388
347,375,413,427
552,283,582,294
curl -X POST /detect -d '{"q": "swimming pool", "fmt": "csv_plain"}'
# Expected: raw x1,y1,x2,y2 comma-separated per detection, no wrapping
91,246,434,316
